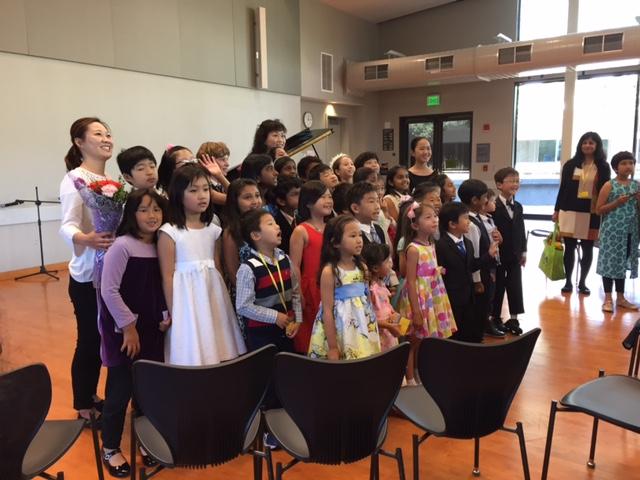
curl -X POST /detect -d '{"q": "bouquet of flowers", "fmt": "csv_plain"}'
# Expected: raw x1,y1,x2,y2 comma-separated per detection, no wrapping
71,175,128,288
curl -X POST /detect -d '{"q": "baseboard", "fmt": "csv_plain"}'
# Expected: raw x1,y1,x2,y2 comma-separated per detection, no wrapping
0,262,68,281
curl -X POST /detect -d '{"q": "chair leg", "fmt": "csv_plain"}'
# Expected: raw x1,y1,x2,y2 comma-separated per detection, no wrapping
130,412,137,480
472,437,480,477
587,417,599,469
264,446,275,480
56,474,64,480
254,451,263,480
276,462,283,480
540,400,558,480
396,447,406,480
370,452,380,480
412,434,420,480
515,422,531,480
90,410,104,480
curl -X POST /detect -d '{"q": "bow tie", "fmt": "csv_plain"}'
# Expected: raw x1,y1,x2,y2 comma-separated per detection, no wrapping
506,200,515,208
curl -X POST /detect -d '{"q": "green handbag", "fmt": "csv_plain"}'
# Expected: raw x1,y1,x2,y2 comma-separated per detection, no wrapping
538,224,566,281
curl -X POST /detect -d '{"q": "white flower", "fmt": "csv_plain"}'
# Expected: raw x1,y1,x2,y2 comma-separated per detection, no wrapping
101,184,118,198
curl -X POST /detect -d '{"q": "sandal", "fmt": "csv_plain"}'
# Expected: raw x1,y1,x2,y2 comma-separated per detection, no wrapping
602,300,614,313
616,299,639,310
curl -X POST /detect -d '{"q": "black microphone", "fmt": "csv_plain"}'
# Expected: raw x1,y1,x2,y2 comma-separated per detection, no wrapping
0,200,22,208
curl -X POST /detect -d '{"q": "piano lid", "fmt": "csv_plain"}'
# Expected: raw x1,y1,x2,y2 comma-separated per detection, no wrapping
284,128,333,156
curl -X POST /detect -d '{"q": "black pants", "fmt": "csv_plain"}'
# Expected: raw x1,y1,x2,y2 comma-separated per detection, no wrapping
246,324,294,409
603,277,625,293
563,238,594,286
451,301,483,343
492,260,524,318
68,277,102,410
101,364,132,449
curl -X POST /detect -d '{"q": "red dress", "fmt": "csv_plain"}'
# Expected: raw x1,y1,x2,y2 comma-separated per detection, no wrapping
294,222,323,353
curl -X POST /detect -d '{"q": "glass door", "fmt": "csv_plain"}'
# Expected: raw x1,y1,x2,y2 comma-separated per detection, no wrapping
400,112,472,181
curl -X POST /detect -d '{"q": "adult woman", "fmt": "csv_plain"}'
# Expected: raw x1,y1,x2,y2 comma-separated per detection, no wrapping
250,118,287,154
553,131,610,295
59,117,114,425
408,136,438,192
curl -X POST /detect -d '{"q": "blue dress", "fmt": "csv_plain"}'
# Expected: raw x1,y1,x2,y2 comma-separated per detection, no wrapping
596,179,639,279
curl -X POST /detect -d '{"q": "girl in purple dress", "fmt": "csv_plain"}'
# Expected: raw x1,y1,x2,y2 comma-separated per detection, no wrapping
98,189,169,476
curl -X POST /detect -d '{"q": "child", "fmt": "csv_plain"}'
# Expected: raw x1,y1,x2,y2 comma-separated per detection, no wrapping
309,215,381,360
348,181,386,247
158,164,246,366
116,146,158,190
274,156,297,178
156,145,194,195
241,153,278,206
383,165,411,222
458,180,504,339
398,202,456,383
236,209,301,353
362,243,402,352
309,163,339,190
221,179,263,290
492,167,527,335
99,189,168,474
272,176,302,254
354,151,381,174
436,202,497,343
289,181,334,353
436,173,457,204
596,151,640,312
331,182,352,216
332,153,355,184
196,141,231,209
354,166,378,184
297,155,322,181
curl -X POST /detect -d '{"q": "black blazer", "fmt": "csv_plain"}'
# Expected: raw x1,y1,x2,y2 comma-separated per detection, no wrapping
554,158,611,213
274,209,295,254
493,197,527,264
435,234,476,307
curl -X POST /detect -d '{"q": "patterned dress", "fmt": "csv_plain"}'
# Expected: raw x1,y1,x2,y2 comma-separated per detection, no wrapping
398,241,456,338
308,266,381,360
596,179,639,279
370,281,399,351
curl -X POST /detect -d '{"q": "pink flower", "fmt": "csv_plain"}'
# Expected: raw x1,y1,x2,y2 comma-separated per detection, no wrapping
101,184,118,198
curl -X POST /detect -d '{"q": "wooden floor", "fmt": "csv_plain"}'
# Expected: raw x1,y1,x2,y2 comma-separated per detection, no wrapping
2,233,640,480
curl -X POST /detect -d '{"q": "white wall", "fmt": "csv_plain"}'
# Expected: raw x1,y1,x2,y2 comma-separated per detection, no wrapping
0,52,301,272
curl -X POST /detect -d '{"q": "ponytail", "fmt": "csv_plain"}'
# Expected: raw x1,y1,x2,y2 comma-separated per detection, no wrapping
65,144,83,171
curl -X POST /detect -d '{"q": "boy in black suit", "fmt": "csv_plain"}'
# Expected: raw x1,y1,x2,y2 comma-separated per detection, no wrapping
436,202,498,343
272,176,302,254
458,180,504,339
491,167,527,335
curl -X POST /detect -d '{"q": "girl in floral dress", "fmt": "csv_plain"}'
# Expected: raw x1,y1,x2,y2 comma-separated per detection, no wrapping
398,202,456,384
308,215,381,360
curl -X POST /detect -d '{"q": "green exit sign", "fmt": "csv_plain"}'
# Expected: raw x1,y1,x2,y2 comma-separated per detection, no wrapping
427,94,440,107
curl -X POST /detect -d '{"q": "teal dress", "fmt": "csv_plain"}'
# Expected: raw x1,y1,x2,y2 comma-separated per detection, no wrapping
596,179,639,279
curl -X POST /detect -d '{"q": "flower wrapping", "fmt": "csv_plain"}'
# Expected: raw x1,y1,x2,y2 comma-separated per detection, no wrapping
71,175,127,288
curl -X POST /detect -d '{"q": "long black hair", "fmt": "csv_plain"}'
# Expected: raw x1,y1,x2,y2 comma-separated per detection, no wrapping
167,163,214,229
157,145,192,193
319,214,366,286
116,189,167,241
573,131,607,165
224,178,261,244
384,165,409,197
251,119,287,154
297,180,329,222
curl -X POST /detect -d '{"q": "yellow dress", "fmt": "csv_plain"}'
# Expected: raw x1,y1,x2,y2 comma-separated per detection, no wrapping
308,266,381,360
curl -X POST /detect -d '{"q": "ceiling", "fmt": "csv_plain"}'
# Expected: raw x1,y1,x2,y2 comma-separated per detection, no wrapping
318,0,457,24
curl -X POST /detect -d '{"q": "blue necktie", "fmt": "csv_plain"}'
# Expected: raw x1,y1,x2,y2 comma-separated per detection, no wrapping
457,241,466,255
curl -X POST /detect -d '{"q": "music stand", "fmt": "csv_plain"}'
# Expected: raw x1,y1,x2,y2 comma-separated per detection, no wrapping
13,187,61,281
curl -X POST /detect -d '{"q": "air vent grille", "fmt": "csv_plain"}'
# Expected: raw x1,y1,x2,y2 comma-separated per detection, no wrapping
321,52,333,92
364,63,389,80
425,55,454,72
498,44,532,65
583,32,623,54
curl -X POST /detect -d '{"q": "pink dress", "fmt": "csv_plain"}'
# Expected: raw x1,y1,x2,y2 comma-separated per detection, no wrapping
370,281,399,351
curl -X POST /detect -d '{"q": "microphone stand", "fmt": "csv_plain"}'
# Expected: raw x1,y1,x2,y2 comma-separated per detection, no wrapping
13,187,61,281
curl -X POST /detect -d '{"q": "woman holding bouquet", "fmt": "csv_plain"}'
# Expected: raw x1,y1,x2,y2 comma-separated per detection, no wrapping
59,116,118,426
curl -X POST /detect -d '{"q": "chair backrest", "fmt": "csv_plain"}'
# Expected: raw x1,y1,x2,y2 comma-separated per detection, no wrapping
273,343,410,465
0,364,52,480
132,345,276,468
418,328,540,439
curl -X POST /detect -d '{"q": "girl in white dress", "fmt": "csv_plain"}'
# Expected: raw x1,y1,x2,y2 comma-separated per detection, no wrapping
158,164,246,366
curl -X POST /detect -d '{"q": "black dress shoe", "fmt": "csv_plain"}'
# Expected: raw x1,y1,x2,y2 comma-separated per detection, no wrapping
102,448,131,478
578,285,590,295
93,399,105,412
504,319,523,335
484,324,506,338
140,447,158,467
492,318,508,333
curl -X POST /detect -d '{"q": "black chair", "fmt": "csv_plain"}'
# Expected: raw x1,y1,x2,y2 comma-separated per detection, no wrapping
541,319,640,479
395,328,541,480
265,343,411,480
130,345,277,480
0,363,84,480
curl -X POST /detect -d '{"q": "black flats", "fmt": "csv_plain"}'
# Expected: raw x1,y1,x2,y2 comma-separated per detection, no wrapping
578,284,591,295
561,283,573,293
102,448,131,478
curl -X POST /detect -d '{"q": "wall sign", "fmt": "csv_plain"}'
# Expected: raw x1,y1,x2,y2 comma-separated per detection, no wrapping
476,143,490,163
382,128,394,151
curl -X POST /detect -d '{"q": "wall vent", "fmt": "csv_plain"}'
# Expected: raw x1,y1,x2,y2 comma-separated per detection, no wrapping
583,32,623,54
364,63,389,80
498,44,532,65
425,55,454,72
321,52,333,92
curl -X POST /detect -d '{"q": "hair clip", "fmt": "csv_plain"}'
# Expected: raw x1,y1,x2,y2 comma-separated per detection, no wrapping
166,144,175,152
406,201,420,220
